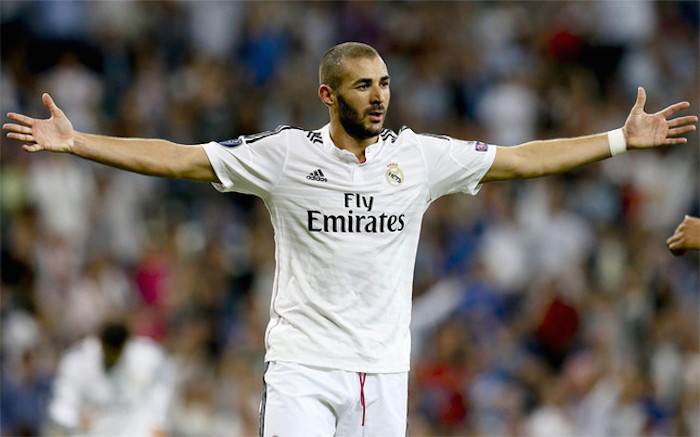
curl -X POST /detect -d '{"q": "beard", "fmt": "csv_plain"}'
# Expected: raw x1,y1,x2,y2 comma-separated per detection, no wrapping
337,93,385,140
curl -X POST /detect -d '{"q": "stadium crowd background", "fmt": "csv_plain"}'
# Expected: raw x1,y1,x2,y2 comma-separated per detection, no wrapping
1,1,698,436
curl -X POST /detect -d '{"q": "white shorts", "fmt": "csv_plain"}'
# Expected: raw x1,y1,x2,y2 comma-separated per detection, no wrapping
259,361,408,437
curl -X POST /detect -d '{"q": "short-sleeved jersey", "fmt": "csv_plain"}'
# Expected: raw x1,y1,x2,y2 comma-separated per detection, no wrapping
203,124,496,373
48,336,177,436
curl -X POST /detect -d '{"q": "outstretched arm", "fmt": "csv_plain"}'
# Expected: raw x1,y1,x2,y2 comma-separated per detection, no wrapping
481,87,697,182
3,93,218,182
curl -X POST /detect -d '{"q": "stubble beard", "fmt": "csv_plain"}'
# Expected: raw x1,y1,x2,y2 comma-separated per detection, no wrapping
337,93,384,140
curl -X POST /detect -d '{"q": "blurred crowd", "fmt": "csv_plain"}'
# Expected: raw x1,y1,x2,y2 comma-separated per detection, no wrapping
1,1,698,436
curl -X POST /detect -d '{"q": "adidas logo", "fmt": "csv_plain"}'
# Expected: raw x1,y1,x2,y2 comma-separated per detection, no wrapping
306,169,328,182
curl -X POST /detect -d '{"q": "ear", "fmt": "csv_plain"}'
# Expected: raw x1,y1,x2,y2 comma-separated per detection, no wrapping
319,85,335,107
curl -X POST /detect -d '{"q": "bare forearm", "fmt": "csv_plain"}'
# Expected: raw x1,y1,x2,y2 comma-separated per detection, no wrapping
73,133,214,181
484,132,611,182
516,132,611,178
74,133,181,176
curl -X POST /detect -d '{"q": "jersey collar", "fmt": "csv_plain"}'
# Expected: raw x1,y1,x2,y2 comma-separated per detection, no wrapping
320,124,383,164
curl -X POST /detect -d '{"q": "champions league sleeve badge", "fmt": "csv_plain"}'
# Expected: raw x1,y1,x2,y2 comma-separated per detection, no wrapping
475,141,488,152
219,138,243,147
386,163,404,186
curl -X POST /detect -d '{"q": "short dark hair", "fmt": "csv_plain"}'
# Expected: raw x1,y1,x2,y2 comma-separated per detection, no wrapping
99,321,129,352
319,42,380,90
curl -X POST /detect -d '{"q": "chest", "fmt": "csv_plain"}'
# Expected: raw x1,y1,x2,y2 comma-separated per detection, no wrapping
274,148,428,215
81,360,151,407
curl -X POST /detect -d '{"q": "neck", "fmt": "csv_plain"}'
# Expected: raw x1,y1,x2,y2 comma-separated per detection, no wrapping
329,119,378,163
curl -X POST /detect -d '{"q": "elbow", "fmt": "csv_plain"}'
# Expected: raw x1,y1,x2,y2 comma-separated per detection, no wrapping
519,165,547,179
487,146,535,181
503,151,546,180
170,167,198,180
165,150,193,180
144,161,182,179
168,165,187,180
509,146,549,179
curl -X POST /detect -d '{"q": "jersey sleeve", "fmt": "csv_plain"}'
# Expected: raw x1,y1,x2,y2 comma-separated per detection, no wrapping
418,133,497,199
47,347,85,429
201,127,290,198
129,339,178,431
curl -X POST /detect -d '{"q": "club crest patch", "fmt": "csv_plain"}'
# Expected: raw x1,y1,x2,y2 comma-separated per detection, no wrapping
386,162,404,186
475,141,488,152
219,138,243,147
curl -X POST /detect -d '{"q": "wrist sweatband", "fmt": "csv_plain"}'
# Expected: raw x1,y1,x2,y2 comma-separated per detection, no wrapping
607,128,627,156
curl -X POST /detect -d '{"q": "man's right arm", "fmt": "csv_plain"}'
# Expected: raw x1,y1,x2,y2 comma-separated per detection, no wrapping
3,93,219,183
72,132,218,182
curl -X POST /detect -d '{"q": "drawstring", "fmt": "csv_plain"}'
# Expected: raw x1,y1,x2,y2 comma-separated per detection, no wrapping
358,372,367,426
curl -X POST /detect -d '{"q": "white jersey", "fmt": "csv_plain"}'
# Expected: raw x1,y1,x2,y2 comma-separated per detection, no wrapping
203,124,496,373
48,336,177,436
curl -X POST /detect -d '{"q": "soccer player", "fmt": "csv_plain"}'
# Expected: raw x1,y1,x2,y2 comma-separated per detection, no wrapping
5,42,697,436
45,321,177,436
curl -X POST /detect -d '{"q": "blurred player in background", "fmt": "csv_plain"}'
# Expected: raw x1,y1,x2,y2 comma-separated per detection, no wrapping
5,42,696,436
45,321,177,437
667,214,700,255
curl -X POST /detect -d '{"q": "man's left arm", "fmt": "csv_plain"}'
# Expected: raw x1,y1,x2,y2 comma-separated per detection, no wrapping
481,87,697,183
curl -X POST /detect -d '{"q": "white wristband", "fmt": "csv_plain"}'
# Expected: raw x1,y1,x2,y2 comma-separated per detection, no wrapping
607,128,627,156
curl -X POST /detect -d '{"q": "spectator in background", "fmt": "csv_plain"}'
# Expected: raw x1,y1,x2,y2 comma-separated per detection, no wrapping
45,321,177,437
39,52,103,134
0,349,52,436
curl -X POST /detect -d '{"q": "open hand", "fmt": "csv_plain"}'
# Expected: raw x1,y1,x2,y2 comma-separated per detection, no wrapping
623,87,697,149
3,93,75,153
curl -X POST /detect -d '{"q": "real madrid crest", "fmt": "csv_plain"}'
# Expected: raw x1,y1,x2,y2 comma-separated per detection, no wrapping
385,162,404,186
